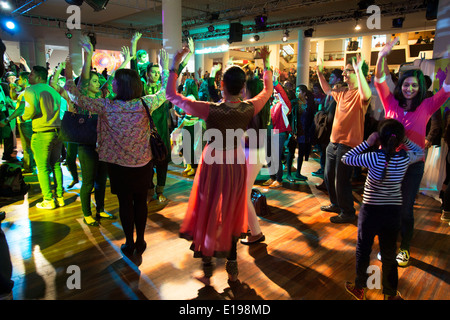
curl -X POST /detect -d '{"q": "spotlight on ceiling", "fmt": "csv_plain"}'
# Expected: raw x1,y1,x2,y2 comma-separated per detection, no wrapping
354,20,361,30
84,0,109,11
304,28,314,37
183,29,190,37
65,0,84,5
207,25,215,32
65,30,73,39
255,14,267,31
250,34,260,42
392,17,405,28
0,0,12,10
282,30,289,42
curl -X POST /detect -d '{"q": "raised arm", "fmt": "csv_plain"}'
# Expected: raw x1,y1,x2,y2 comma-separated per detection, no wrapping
166,47,210,119
177,37,194,76
316,58,331,95
142,49,170,114
246,46,273,115
130,32,142,72
352,53,372,102
80,34,94,82
64,57,106,114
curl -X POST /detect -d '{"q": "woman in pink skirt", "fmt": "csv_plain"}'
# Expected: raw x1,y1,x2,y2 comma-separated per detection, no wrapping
166,46,273,285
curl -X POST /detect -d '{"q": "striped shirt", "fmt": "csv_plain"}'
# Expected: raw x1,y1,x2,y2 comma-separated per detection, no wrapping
341,139,423,205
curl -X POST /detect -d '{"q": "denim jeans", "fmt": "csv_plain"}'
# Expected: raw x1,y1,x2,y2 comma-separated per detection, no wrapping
78,144,108,217
18,122,35,172
400,161,424,251
355,204,401,296
31,131,63,200
324,142,355,217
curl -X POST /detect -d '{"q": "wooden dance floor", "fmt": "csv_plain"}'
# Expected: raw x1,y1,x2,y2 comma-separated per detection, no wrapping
1,144,449,301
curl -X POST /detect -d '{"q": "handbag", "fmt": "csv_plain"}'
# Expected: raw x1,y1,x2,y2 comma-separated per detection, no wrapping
141,98,168,162
251,188,270,217
59,111,97,145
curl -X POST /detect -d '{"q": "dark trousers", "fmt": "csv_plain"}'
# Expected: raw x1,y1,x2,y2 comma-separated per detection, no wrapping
78,145,107,217
324,142,355,217
0,227,13,296
355,204,401,296
18,122,34,171
287,141,311,176
400,161,424,251
150,158,169,195
64,142,79,182
117,191,148,247
269,131,288,182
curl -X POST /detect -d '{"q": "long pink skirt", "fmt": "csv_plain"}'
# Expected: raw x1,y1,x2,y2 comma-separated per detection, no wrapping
179,145,248,258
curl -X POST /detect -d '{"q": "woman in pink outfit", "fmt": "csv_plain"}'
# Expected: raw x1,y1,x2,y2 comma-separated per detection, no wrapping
375,37,450,267
166,46,273,285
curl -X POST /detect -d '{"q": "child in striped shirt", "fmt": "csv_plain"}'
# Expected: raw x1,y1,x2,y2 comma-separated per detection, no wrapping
342,118,423,300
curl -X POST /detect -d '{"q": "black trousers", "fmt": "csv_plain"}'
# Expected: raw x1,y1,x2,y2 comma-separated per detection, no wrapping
355,204,401,296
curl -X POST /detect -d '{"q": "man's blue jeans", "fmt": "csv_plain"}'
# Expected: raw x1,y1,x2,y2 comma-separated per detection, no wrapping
324,142,355,217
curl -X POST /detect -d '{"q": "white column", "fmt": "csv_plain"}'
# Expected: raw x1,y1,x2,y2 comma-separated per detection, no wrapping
34,38,46,67
361,35,372,68
433,0,450,59
194,42,204,80
20,41,36,68
296,29,311,87
316,40,325,64
162,0,182,59
269,44,279,71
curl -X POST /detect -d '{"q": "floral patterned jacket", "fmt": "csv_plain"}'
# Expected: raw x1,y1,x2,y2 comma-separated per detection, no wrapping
65,70,168,167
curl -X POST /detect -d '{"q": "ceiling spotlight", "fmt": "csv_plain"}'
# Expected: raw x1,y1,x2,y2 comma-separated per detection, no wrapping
392,17,405,28
282,30,289,42
208,25,215,32
183,29,190,37
250,34,260,42
65,30,73,39
0,1,11,10
354,20,361,30
304,28,314,37
255,14,268,31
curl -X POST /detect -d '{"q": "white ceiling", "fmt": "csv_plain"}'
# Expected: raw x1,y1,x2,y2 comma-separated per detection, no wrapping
0,0,438,48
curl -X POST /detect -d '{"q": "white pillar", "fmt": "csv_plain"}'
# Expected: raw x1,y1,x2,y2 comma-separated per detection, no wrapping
20,41,36,68
316,40,325,64
34,38,46,67
433,0,450,59
162,0,182,59
296,29,311,87
361,35,372,68
269,44,279,71
194,42,204,80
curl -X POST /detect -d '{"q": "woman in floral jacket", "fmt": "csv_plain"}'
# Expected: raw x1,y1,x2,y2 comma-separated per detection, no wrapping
64,49,169,259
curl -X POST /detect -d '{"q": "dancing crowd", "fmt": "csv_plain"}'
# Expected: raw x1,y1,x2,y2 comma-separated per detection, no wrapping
0,33,449,301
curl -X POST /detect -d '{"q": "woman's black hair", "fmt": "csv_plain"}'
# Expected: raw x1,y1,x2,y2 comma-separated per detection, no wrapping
393,69,427,112
297,84,316,111
113,68,143,101
377,118,405,180
223,66,246,96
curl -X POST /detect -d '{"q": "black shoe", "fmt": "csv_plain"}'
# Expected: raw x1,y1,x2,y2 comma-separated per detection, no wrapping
121,243,135,257
316,182,328,191
287,175,295,182
330,214,356,224
320,204,341,213
294,174,308,181
135,241,147,256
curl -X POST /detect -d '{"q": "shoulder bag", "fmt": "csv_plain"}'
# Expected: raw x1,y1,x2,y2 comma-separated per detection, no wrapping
141,98,168,162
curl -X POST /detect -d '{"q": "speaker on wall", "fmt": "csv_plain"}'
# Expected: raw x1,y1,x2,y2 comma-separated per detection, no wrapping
228,23,243,44
426,0,438,20
85,0,109,11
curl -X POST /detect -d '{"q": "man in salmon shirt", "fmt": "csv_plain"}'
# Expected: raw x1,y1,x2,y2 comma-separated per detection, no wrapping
316,55,372,223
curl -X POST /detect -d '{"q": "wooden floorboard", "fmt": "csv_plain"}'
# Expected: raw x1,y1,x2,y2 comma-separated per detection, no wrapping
1,144,449,301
